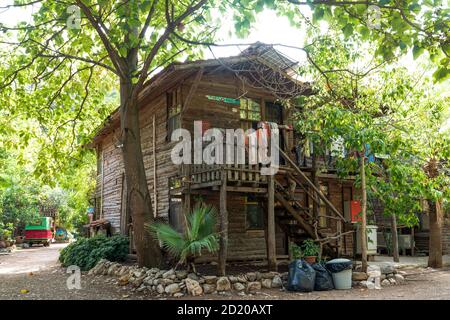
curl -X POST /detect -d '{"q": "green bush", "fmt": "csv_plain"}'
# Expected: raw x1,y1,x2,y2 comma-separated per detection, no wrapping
59,235,129,271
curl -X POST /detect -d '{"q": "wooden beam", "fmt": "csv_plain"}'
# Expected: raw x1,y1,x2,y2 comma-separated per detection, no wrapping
267,175,277,271
226,186,267,193
218,170,228,276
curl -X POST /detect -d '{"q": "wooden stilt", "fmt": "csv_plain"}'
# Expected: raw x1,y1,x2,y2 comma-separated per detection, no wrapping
183,165,191,232
267,175,277,271
218,169,228,276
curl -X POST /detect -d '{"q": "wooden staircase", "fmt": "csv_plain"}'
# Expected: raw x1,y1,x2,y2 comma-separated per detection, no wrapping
273,148,351,258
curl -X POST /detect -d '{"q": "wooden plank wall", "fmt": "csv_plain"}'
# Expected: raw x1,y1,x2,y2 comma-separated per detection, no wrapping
95,90,179,232
193,194,287,262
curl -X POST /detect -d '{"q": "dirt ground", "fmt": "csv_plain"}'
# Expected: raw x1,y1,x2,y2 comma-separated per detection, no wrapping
1,243,450,300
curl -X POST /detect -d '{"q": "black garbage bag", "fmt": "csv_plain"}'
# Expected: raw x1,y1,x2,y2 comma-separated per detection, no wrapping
325,258,353,273
311,263,334,291
287,259,316,292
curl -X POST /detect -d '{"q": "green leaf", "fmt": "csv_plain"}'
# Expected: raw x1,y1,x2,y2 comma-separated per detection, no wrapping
342,24,354,38
412,45,424,59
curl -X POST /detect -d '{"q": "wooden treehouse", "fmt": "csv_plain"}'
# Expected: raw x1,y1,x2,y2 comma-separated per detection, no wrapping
89,43,358,273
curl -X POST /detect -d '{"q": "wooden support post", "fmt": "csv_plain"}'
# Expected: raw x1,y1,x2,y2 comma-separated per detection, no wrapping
183,165,191,232
337,220,343,256
218,170,228,276
152,115,158,216
267,175,277,271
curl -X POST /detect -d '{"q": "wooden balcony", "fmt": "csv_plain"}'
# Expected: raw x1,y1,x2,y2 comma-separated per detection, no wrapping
169,163,272,195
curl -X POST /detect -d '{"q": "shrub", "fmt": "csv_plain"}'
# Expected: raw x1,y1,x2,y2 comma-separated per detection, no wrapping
59,235,129,271
148,204,218,270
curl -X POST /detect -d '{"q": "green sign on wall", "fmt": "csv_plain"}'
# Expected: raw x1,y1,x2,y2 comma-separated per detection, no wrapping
206,95,240,105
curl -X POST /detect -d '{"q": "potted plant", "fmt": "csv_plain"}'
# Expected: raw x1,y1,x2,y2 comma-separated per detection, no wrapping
300,239,320,264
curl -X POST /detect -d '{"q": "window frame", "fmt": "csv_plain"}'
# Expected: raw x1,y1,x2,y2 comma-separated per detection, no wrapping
167,87,182,140
245,195,264,231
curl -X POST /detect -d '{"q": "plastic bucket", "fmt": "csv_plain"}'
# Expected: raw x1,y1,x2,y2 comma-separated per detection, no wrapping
331,269,352,290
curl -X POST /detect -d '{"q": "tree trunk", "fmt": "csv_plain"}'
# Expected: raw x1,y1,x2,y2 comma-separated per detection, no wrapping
311,146,320,220
391,213,400,262
359,152,368,272
428,199,443,268
120,79,163,268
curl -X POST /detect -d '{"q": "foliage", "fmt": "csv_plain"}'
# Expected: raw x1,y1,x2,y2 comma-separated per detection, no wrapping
290,242,302,260
59,235,129,271
148,204,219,265
300,239,321,257
0,222,14,240
0,143,94,234
294,28,449,228
272,0,450,82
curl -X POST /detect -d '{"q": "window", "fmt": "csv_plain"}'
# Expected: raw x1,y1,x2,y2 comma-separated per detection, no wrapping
245,195,264,230
319,185,329,228
167,87,182,139
240,98,261,121
265,102,283,123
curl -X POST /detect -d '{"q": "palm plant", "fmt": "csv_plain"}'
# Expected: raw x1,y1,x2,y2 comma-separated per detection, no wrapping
148,204,219,271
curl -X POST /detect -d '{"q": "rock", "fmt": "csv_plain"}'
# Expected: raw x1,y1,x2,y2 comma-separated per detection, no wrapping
202,284,216,294
378,262,396,275
398,270,407,275
247,281,261,292
271,276,282,288
175,270,188,280
187,273,199,281
381,279,391,286
216,277,231,291
237,275,247,283
389,278,397,285
381,274,387,281
255,272,262,280
394,274,405,284
261,278,272,289
203,275,217,284
156,284,165,294
210,261,218,266
143,276,154,285
261,272,279,279
386,273,395,279
163,269,175,278
118,266,129,277
165,283,181,295
149,268,160,274
118,275,130,286
228,276,238,283
233,282,246,291
132,276,145,288
133,270,145,278
158,278,174,286
186,278,203,296
352,272,368,281
137,285,147,292
108,263,121,276
246,272,257,282
360,280,376,289
173,292,184,298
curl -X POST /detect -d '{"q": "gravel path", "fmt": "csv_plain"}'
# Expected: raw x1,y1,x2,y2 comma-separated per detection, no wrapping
2,244,450,300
